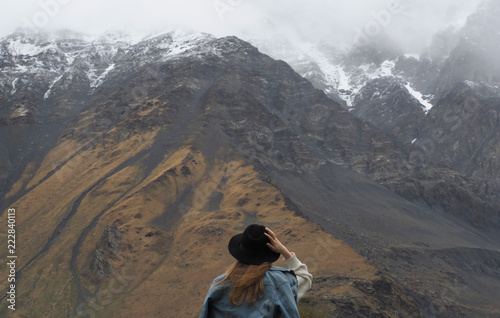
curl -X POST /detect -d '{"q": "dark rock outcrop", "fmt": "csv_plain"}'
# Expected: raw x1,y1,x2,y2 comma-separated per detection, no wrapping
414,82,500,208
351,76,425,142
88,224,122,283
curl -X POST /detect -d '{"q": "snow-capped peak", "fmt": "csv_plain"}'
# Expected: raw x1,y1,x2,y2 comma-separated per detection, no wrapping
0,29,231,102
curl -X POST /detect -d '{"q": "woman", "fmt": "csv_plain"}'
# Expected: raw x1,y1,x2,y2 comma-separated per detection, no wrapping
200,224,313,317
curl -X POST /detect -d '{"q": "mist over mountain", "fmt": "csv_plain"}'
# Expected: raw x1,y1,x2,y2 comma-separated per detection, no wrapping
1,1,500,317
1,0,482,53
255,0,500,192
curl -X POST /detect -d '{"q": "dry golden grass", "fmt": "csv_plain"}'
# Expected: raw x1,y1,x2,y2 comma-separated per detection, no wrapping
0,130,158,316
5,161,36,199
0,131,378,317
90,151,377,318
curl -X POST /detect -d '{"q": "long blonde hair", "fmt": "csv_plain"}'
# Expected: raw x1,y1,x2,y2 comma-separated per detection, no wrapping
217,261,272,306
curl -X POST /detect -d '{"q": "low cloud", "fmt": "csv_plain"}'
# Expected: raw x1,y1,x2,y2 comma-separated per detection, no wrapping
1,0,483,52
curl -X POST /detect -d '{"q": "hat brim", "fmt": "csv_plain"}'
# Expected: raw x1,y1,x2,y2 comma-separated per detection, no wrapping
228,233,280,265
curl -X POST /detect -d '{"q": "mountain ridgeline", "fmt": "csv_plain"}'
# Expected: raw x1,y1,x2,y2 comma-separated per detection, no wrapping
266,0,500,208
0,9,500,318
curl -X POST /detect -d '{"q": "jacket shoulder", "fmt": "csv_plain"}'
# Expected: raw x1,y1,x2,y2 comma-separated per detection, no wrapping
269,265,293,272
212,273,226,284
266,266,297,285
269,265,296,275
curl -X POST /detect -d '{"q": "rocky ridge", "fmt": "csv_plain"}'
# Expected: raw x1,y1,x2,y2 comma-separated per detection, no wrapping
254,0,500,225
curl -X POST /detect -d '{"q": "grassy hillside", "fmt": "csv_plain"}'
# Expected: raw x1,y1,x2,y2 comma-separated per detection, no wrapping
0,97,420,316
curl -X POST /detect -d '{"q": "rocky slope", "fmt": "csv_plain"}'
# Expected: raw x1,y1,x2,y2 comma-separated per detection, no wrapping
413,81,500,196
255,0,500,226
0,29,499,318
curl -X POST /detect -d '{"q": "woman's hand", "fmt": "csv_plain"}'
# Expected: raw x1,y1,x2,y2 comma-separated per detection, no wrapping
265,228,293,259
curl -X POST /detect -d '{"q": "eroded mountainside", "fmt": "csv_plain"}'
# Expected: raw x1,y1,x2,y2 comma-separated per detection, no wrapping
0,28,499,318
259,1,500,209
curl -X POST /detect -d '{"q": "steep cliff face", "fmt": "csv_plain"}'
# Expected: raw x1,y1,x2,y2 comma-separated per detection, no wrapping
0,30,499,318
414,82,500,198
351,76,425,142
252,1,500,230
432,0,500,94
195,39,498,229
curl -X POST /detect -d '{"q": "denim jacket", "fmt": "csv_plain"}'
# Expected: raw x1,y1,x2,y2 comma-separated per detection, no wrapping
200,266,299,318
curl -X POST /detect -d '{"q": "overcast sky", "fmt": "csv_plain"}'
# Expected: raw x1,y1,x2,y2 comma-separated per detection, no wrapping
0,0,482,52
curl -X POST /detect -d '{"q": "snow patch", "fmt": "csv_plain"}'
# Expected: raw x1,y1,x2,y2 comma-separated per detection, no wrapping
464,80,480,88
404,83,433,113
14,64,29,73
11,78,19,95
165,31,215,58
404,53,420,60
373,60,395,78
44,74,64,99
90,63,115,89
8,38,57,56
283,44,357,106
336,67,351,92
65,51,81,65
338,60,396,107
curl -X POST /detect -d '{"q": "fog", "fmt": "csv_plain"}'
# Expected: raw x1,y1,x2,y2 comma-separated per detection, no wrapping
0,0,482,53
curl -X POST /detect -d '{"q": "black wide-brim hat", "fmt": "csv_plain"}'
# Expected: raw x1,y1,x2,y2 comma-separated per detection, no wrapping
228,224,280,265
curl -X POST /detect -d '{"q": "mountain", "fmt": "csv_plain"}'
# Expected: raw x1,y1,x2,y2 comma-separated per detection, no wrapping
0,29,422,318
0,25,499,318
255,0,500,220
